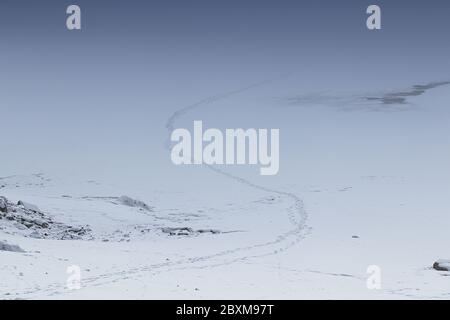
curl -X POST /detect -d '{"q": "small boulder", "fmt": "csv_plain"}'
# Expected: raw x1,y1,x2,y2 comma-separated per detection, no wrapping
433,260,450,271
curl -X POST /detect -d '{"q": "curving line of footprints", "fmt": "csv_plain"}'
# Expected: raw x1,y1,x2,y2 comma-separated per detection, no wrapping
163,78,310,263
11,78,310,299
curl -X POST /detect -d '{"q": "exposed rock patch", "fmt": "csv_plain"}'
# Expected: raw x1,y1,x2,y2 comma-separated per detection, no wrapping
161,227,221,236
433,260,450,272
0,196,92,240
365,81,450,105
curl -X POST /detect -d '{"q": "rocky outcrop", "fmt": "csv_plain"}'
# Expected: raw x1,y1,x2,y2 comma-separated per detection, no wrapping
0,196,92,240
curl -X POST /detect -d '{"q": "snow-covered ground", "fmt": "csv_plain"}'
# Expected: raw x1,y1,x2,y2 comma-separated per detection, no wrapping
1,78,450,300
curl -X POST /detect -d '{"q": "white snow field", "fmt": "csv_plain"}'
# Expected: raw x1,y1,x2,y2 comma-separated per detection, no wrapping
1,78,450,300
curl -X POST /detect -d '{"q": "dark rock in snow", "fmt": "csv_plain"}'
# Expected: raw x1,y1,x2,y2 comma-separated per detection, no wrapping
433,260,450,271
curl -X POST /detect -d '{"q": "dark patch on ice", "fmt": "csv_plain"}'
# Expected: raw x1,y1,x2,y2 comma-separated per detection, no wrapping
364,81,450,105
284,81,450,112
